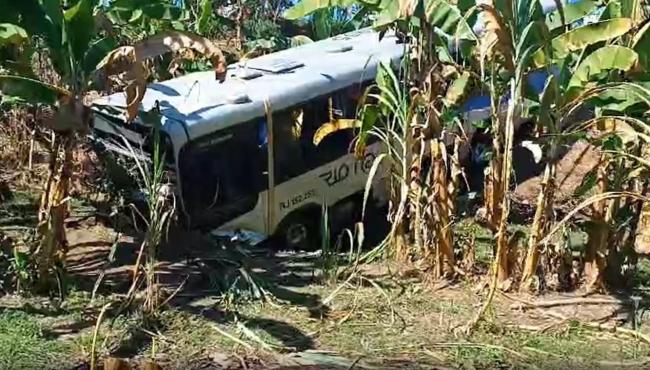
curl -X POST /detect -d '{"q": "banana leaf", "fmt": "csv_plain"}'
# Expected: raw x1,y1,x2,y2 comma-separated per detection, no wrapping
533,18,633,66
444,70,472,107
83,36,117,76
546,0,597,29
64,0,96,65
424,0,476,40
197,0,212,34
598,0,622,20
633,21,650,70
0,23,28,47
567,45,639,99
284,0,361,20
0,75,69,104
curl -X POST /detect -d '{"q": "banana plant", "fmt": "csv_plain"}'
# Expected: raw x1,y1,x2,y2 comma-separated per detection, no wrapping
0,0,114,292
512,1,650,292
0,0,225,293
286,0,476,42
451,0,650,291
102,0,188,40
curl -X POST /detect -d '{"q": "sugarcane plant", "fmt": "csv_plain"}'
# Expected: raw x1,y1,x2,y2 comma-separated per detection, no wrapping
117,107,176,316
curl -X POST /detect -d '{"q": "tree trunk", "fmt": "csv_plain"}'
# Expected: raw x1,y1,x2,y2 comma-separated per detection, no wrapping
485,136,504,232
520,162,556,290
430,139,455,277
584,160,609,292
494,81,517,286
36,135,74,292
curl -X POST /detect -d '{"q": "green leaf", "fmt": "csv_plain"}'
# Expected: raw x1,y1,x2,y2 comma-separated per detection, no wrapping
591,81,650,112
284,0,359,20
0,23,28,47
356,104,379,156
515,20,549,60
443,71,471,107
602,134,624,150
109,0,184,21
197,0,212,34
313,9,333,40
64,0,97,65
39,0,64,27
546,0,597,29
621,0,643,21
457,0,473,13
567,45,639,97
0,75,68,104
532,18,633,67
83,36,116,76
598,0,622,20
633,21,650,70
373,0,401,27
538,74,558,132
424,0,476,40
515,0,545,32
128,8,143,23
8,2,63,66
573,169,597,197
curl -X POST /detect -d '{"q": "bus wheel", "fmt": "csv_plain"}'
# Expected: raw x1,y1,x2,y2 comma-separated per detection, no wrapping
286,223,308,247
276,211,320,251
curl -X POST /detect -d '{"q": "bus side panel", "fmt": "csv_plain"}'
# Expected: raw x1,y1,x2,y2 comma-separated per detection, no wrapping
269,141,387,234
216,191,269,237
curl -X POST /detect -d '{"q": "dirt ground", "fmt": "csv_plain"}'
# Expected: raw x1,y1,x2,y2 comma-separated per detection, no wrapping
513,141,601,205
2,210,649,370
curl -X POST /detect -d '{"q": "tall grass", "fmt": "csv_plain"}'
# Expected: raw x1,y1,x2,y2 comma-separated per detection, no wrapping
119,108,175,316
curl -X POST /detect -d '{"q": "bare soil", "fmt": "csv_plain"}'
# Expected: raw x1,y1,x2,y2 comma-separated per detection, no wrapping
513,141,601,206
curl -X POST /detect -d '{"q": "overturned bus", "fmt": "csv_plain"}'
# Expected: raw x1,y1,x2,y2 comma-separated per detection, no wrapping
91,29,405,248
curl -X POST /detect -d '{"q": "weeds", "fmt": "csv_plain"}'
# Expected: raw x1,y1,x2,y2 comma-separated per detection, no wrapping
319,204,365,286
118,108,175,317
0,311,73,370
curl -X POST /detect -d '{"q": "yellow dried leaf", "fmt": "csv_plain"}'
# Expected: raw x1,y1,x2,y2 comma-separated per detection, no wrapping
98,31,227,122
597,117,638,145
313,119,361,146
399,0,419,18
134,31,227,81
97,46,137,76
477,5,514,73
123,62,148,123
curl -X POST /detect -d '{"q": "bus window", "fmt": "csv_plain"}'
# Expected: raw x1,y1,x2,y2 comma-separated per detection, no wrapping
273,108,308,184
178,120,267,227
272,85,367,184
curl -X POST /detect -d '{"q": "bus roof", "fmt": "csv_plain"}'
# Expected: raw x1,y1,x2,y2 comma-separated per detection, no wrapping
93,28,404,142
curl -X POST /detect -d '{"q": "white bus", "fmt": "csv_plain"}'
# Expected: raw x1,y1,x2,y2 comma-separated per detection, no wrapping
91,28,404,249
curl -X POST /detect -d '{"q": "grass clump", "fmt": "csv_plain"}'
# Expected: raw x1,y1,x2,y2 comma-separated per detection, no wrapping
0,310,74,370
